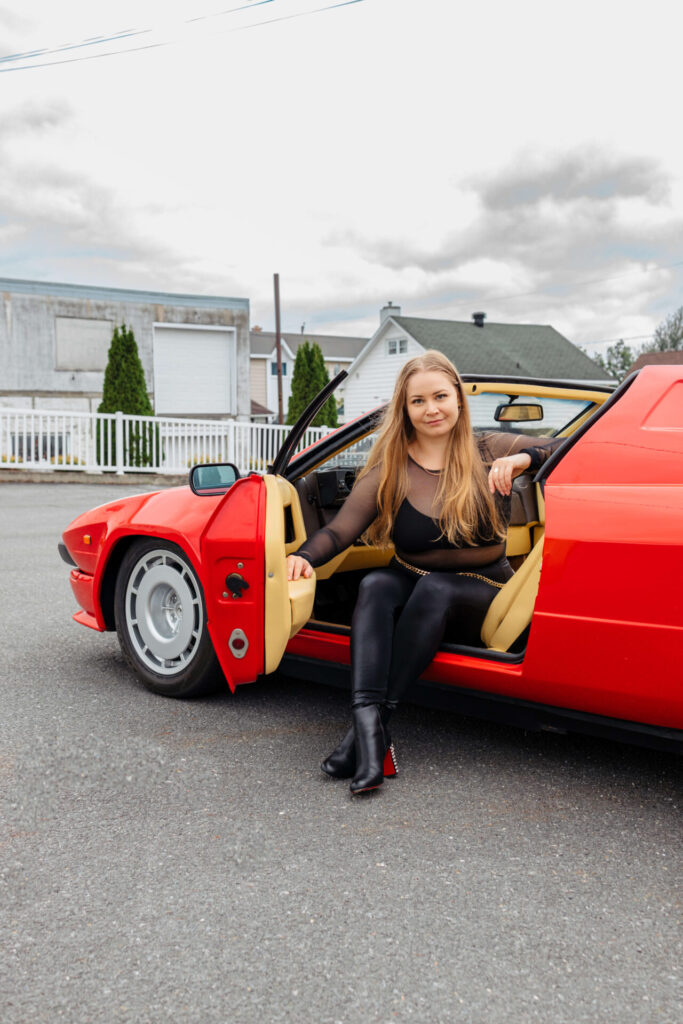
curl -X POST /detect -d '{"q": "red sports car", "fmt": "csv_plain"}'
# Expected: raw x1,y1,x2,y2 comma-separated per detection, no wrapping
60,366,683,753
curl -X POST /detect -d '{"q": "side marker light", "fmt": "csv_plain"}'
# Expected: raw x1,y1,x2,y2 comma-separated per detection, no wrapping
228,629,248,659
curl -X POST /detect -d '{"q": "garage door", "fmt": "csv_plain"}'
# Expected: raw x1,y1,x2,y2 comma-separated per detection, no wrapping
153,325,236,415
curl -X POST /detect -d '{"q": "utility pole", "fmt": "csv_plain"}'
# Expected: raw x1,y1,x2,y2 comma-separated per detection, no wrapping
273,272,284,424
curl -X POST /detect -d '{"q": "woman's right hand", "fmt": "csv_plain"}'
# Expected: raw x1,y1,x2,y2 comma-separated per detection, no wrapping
287,554,313,581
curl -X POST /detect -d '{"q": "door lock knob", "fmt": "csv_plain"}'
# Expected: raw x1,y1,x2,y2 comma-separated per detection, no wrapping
225,572,250,599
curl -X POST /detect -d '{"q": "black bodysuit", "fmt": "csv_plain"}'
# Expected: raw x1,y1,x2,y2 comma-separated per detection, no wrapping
296,432,556,570
295,432,559,709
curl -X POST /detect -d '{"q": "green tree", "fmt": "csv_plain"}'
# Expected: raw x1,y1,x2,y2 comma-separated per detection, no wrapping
646,305,683,352
592,339,635,381
286,341,314,425
586,305,683,384
97,323,157,467
285,341,338,427
309,342,338,428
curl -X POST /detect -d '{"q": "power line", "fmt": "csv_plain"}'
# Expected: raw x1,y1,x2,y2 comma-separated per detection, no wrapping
0,0,366,73
0,1,274,65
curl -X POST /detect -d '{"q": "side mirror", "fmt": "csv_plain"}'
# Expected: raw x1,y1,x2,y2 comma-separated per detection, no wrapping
494,402,543,423
189,463,241,495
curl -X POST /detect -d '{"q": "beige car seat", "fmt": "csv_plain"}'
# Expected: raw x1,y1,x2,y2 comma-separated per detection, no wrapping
480,530,544,652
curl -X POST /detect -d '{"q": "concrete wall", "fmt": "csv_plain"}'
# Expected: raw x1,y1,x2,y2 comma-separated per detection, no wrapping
0,280,251,419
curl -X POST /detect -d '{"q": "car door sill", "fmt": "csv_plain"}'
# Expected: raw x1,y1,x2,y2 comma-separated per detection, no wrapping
302,618,526,664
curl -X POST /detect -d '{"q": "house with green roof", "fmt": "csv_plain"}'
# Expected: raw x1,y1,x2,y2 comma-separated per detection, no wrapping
342,304,611,421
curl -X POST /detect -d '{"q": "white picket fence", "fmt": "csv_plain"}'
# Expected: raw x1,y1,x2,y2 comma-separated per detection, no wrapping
0,409,327,476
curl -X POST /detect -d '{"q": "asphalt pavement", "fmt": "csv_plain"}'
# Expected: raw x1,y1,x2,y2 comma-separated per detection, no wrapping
1,482,681,1024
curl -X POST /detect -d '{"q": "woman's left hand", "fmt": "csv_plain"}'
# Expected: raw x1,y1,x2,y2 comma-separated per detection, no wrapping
488,453,532,496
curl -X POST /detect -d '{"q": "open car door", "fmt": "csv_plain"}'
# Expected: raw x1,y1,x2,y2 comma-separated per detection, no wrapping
200,372,346,690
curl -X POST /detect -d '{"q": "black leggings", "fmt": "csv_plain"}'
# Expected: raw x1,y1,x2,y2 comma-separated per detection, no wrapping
350,557,513,709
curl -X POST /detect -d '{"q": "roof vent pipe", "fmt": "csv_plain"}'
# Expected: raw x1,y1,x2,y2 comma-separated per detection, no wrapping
472,312,486,328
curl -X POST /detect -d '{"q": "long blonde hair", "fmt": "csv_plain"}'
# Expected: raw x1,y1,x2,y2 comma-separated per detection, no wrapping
358,350,504,546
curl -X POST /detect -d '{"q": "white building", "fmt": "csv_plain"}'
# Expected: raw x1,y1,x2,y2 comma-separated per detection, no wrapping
0,277,251,419
342,304,611,421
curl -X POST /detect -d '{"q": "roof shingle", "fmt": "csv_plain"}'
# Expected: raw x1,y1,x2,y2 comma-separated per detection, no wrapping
250,330,367,359
392,316,608,380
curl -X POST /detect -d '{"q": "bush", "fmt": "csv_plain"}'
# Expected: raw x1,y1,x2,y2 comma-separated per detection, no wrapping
97,324,159,467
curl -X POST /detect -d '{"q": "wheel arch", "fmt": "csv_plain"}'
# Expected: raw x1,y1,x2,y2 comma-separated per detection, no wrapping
99,533,201,630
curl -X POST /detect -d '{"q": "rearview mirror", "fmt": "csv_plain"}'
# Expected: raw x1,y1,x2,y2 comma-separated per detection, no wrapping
494,403,543,423
189,463,240,495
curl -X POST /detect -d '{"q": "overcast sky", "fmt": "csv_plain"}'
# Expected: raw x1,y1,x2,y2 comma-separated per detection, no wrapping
1,0,682,354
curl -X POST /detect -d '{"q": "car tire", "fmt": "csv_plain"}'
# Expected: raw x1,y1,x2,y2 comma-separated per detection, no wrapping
114,538,222,698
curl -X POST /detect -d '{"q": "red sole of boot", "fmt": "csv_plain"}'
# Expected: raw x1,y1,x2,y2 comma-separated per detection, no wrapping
383,745,398,778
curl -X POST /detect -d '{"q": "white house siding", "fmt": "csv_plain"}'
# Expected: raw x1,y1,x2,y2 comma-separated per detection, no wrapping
250,357,268,407
343,322,424,421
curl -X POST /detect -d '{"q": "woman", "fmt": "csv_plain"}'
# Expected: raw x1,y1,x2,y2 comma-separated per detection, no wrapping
287,351,557,794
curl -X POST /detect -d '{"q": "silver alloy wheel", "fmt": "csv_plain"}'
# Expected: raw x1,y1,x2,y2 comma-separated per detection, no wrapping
124,548,203,676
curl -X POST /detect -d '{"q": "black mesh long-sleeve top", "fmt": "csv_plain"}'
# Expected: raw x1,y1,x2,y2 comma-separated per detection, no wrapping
294,432,561,572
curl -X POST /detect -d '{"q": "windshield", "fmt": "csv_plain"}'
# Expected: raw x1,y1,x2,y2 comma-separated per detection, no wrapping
466,391,595,437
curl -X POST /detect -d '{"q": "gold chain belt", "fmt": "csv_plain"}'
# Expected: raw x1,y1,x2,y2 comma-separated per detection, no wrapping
393,553,505,589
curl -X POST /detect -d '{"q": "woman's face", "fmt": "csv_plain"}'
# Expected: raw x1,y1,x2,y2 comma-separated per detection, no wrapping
404,370,460,442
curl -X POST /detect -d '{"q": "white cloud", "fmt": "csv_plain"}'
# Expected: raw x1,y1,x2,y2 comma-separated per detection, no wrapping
0,0,682,355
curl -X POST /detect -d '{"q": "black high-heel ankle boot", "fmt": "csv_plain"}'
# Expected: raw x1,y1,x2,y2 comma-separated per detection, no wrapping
320,726,355,778
350,704,387,794
321,705,396,780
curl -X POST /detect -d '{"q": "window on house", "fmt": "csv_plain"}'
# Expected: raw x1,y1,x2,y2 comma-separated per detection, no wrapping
387,338,407,355
271,362,287,375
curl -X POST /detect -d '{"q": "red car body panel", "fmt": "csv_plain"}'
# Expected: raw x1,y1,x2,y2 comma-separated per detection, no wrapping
62,478,270,690
63,487,224,630
69,571,101,626
533,369,683,726
285,368,683,730
199,475,267,691
62,366,683,739
72,608,102,631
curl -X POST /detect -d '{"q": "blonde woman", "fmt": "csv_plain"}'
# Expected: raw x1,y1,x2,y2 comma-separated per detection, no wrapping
287,352,558,794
